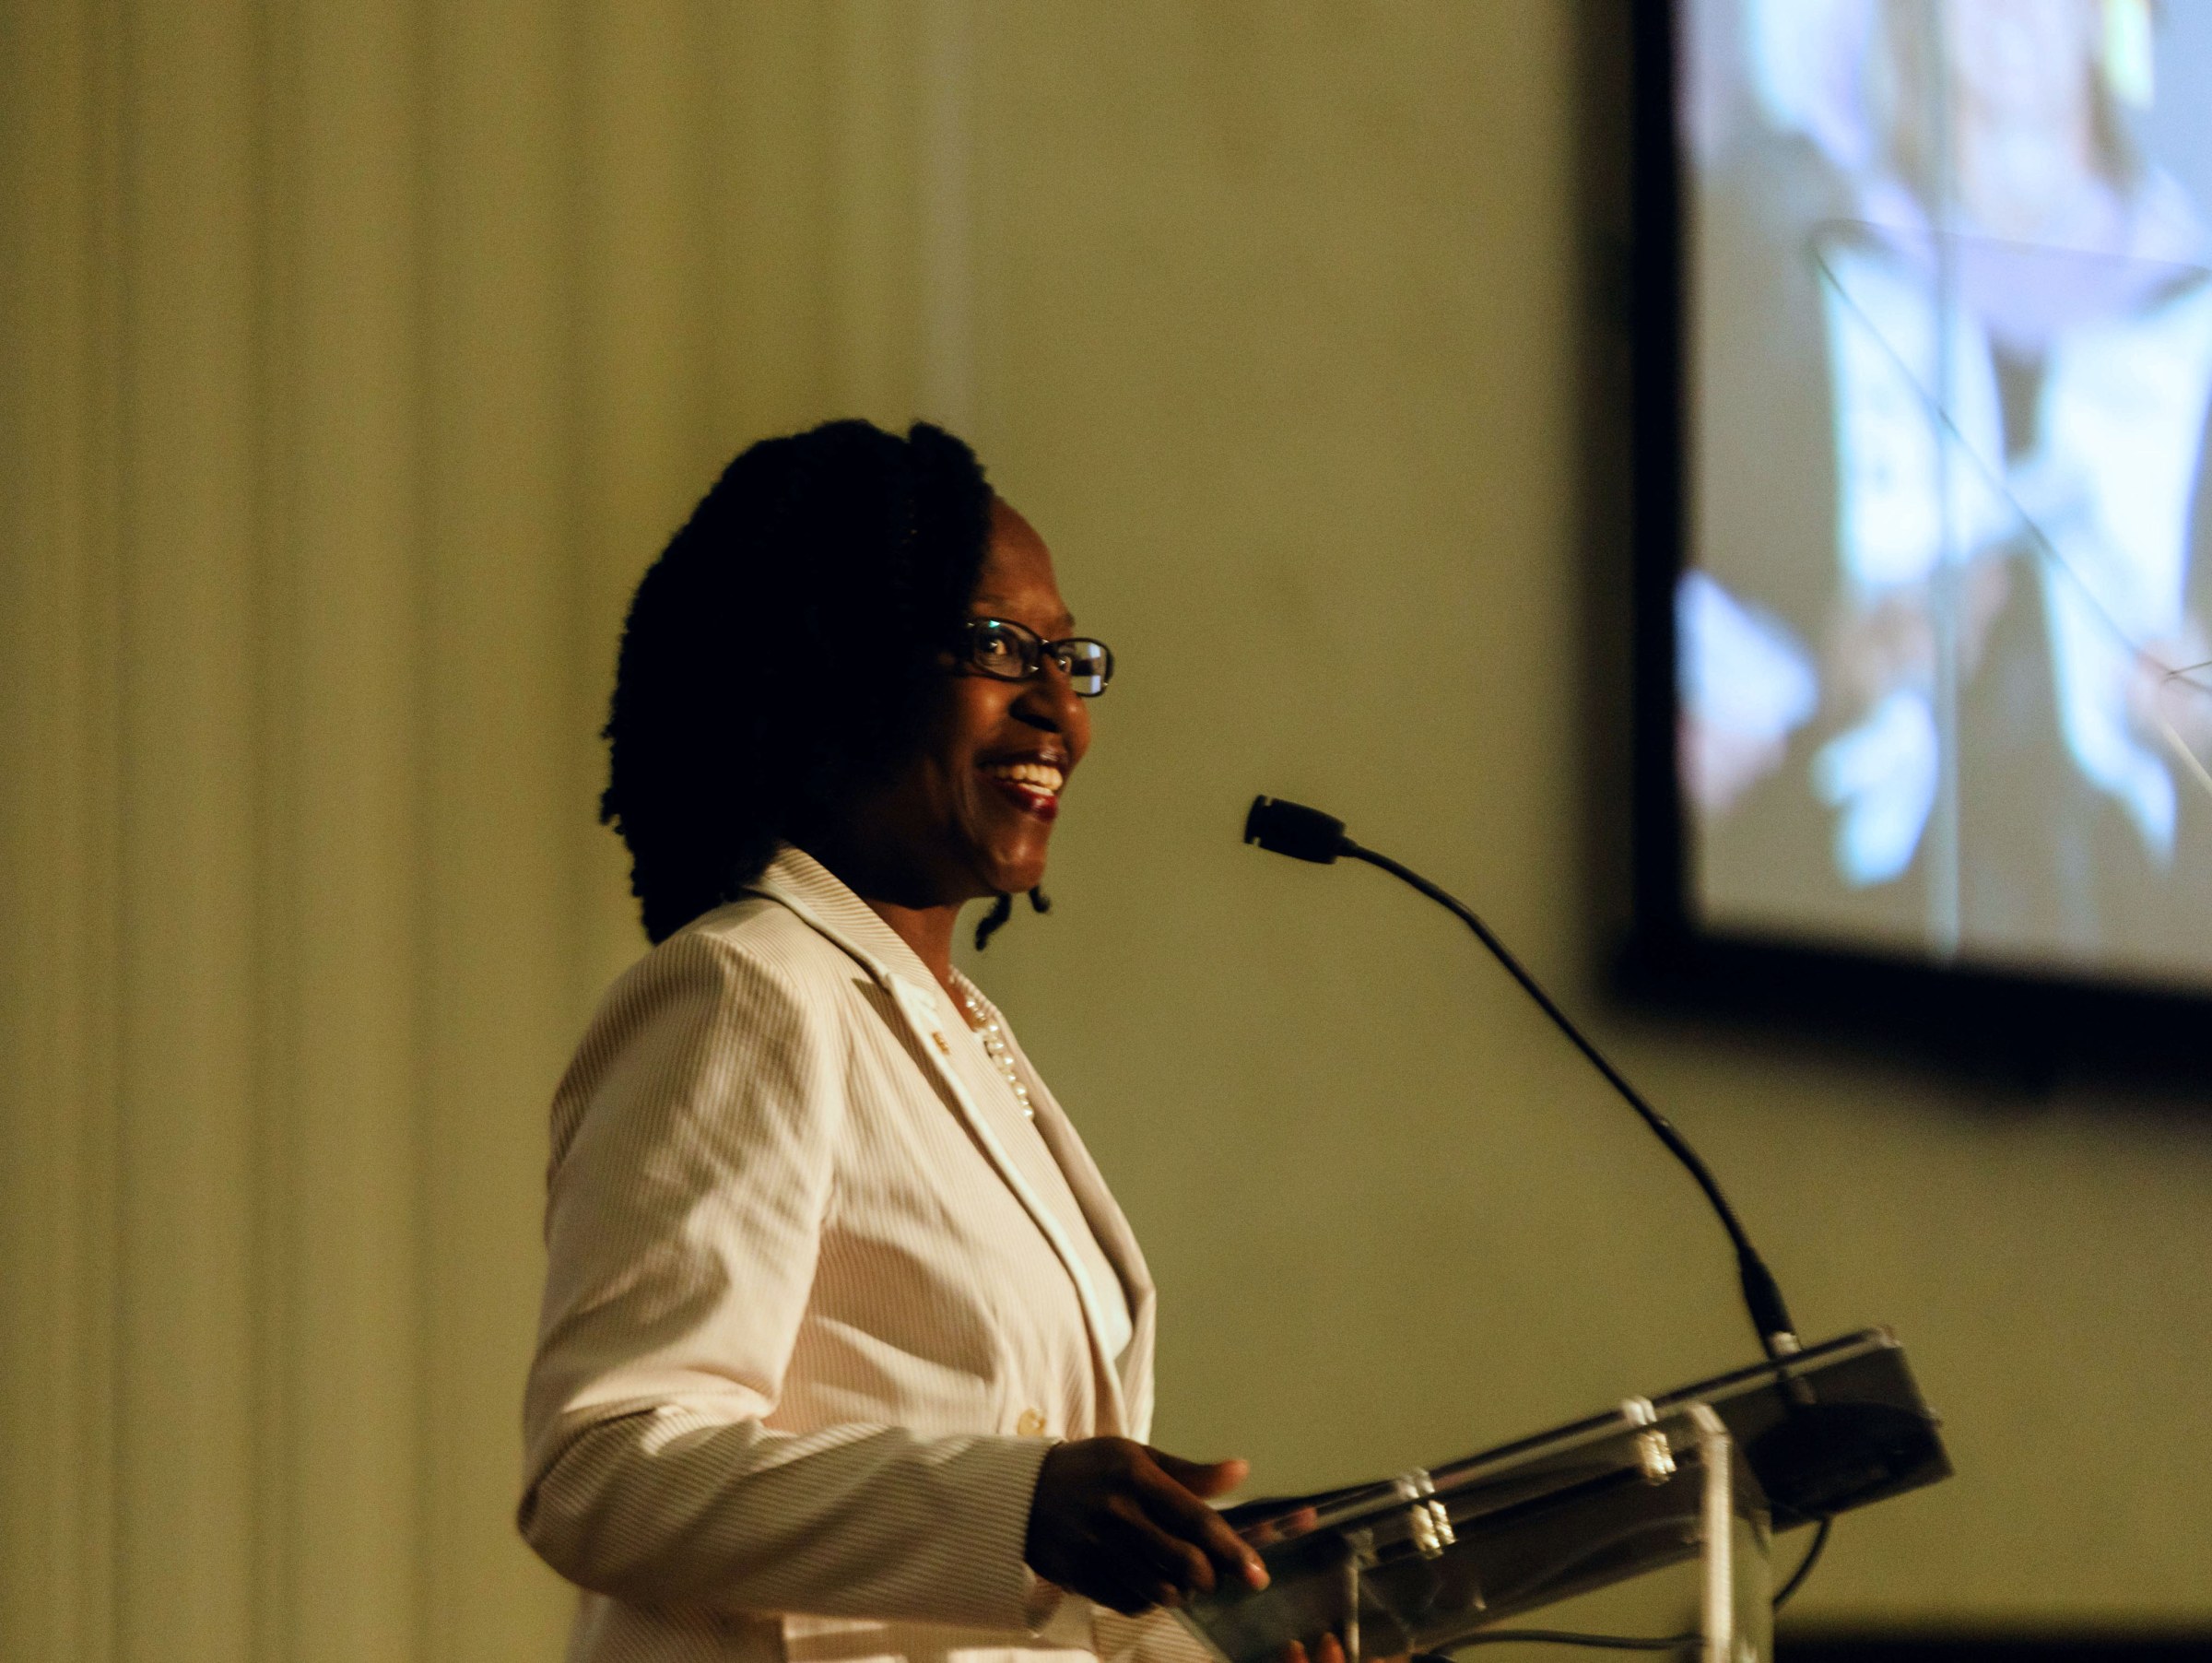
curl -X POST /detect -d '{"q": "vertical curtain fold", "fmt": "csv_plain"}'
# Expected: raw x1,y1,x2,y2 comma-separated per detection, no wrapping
0,4,968,1657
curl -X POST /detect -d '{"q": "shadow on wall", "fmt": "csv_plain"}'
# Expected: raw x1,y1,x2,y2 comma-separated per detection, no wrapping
1568,0,1642,987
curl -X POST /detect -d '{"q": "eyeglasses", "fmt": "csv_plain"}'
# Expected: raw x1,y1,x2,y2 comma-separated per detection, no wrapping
953,617,1115,697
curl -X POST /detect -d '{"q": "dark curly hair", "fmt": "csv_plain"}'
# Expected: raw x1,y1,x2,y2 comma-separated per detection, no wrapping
601,419,994,943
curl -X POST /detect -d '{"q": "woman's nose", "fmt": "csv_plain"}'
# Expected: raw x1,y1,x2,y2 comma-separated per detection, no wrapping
1014,664,1084,734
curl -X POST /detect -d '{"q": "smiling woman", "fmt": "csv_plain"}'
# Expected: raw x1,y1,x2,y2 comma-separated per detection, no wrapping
522,420,1270,1663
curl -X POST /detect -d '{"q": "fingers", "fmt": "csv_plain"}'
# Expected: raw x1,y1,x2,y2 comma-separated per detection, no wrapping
1025,1438,1271,1616
1110,1492,1217,1595
1135,1455,1267,1590
1153,1451,1249,1498
1244,1504,1320,1549
1244,1521,1300,1549
1273,1635,1346,1663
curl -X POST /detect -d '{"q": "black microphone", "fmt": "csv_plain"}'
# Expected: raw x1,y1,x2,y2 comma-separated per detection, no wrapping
1243,794,1802,1362
1242,796,1350,865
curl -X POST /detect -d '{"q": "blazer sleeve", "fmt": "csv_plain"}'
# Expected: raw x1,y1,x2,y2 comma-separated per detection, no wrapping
1091,1609,1218,1663
517,929,1058,1628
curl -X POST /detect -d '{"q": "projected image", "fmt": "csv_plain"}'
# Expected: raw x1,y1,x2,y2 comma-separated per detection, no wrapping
1679,0,2212,985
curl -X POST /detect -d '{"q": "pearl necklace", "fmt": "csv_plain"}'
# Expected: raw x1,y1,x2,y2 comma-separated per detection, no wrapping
959,987,1035,1119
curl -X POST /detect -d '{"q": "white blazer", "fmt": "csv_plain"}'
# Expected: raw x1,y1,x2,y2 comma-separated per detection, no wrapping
520,846,1202,1663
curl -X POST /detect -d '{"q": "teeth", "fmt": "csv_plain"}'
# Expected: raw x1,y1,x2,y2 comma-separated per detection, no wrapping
983,761,1065,794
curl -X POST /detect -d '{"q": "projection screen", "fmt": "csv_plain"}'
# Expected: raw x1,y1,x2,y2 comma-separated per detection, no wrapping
1671,0,2212,995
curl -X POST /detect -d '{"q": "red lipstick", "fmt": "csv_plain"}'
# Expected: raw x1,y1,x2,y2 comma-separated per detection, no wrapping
984,773,1060,820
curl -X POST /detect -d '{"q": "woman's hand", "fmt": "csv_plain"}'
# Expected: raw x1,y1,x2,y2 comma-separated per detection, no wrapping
1024,1438,1269,1615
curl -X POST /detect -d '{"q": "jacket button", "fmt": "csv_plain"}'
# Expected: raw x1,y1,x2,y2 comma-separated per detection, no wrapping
1016,1408,1048,1436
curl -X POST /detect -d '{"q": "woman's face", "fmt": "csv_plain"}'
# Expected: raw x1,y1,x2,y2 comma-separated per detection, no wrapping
827,497,1093,908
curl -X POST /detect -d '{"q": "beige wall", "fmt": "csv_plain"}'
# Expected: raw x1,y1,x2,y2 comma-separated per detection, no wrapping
3,4,2207,1659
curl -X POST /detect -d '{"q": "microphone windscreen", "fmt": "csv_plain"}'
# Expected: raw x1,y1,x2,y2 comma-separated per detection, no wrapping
1243,796,1348,864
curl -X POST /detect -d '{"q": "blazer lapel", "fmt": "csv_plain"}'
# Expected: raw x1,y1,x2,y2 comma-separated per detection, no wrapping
748,847,1137,1433
878,974,1134,1435
1016,1067,1159,1440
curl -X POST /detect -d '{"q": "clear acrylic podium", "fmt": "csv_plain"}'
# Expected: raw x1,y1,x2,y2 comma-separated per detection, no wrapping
1176,1329,1949,1663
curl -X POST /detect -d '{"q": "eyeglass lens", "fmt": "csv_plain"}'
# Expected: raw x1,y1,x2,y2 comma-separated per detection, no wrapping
1053,641,1111,697
962,619,1112,697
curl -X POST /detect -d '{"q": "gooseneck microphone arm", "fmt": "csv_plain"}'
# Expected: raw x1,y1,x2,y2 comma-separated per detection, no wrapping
1243,796,1802,1362
1342,841,1800,1360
